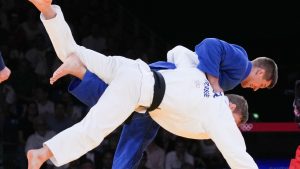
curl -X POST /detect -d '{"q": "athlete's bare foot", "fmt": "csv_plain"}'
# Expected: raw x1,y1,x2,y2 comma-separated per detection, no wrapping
28,0,51,12
50,53,87,85
28,0,56,19
27,146,53,169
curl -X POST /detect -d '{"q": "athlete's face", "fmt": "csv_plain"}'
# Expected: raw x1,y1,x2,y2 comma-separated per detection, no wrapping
241,68,271,91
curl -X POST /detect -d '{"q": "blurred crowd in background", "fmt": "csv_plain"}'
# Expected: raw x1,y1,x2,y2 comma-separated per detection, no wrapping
1,0,299,168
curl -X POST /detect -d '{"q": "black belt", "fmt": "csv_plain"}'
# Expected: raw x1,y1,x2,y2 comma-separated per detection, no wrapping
124,70,166,124
147,70,166,111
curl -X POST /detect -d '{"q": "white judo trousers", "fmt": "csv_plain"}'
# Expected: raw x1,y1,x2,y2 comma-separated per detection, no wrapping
42,6,155,166
41,5,258,169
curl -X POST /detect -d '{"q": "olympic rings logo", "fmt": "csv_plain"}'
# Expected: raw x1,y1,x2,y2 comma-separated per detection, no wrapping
239,123,253,131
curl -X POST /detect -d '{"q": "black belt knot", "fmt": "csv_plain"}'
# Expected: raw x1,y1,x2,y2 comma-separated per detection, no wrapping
124,70,166,125
147,70,166,111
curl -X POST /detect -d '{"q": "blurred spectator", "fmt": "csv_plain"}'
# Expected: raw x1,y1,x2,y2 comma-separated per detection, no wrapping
165,138,194,169
2,103,22,169
34,85,55,116
45,101,73,133
79,158,95,169
156,129,177,153
20,8,44,43
181,162,195,169
24,115,56,153
24,34,49,78
18,101,39,145
81,23,107,53
0,83,16,106
137,152,150,169
60,91,85,123
66,159,80,169
188,141,207,169
95,149,113,169
198,139,228,168
145,141,165,169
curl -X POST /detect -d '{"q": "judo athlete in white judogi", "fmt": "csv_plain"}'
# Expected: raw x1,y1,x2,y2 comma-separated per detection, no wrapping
26,2,259,169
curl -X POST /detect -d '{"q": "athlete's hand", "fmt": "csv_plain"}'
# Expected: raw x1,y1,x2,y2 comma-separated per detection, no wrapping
0,67,11,83
206,73,223,92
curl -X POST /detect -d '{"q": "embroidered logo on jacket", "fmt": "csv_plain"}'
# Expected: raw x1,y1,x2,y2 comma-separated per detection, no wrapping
213,92,223,98
204,81,210,97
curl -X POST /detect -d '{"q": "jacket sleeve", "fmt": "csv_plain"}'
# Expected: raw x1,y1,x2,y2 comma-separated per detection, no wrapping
205,98,258,169
167,45,199,68
68,70,108,108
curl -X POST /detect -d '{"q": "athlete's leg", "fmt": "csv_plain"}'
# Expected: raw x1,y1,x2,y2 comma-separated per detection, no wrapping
113,113,160,169
29,54,146,167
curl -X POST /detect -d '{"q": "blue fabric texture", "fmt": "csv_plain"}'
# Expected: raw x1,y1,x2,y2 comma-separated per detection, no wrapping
149,61,176,71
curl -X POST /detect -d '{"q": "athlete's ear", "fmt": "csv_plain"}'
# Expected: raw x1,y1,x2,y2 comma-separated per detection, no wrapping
256,68,265,77
229,102,236,112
